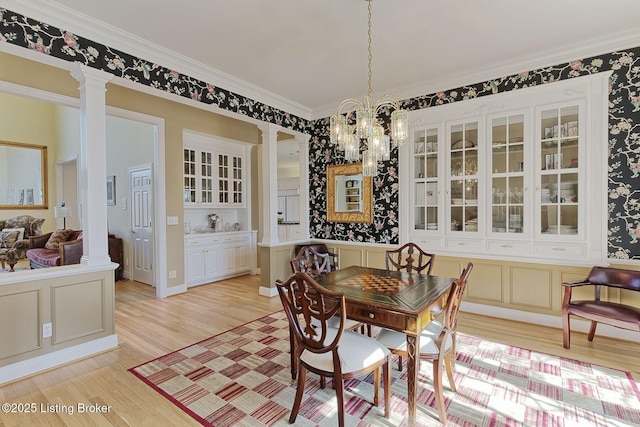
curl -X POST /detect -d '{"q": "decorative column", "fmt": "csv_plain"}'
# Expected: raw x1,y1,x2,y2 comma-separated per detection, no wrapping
258,123,279,244
70,64,113,266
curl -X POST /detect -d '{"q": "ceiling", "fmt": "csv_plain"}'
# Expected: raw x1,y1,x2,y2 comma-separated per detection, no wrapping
10,0,640,121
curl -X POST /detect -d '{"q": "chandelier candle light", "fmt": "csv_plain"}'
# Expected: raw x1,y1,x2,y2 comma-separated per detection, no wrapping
329,0,408,176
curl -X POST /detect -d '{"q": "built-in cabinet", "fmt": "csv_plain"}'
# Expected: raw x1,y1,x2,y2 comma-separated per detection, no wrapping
404,73,609,265
185,231,256,287
183,132,247,208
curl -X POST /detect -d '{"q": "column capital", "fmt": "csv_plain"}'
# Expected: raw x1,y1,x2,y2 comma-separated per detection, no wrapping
70,64,114,87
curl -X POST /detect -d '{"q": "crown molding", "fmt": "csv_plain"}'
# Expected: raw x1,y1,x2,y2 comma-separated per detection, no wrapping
311,28,640,121
0,0,312,120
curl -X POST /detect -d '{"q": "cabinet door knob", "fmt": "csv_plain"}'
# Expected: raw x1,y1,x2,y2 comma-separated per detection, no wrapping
368,313,375,319
552,247,566,252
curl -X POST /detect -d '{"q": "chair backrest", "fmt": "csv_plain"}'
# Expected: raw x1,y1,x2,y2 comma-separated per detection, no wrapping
290,246,332,277
276,272,346,354
443,262,473,333
385,242,435,274
293,243,339,270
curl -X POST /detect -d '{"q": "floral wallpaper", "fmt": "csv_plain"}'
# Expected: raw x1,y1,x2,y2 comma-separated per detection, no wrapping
0,7,638,259
0,7,309,134
307,51,640,260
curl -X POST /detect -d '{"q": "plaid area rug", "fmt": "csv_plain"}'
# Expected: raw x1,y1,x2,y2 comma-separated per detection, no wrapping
129,311,640,427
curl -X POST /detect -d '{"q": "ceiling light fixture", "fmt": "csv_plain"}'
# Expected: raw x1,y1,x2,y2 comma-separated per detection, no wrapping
329,0,408,176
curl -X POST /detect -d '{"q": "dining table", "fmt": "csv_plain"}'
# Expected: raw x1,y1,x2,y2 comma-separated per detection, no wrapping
312,265,456,426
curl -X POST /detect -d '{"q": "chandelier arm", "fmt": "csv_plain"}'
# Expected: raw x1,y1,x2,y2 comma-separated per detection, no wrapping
373,95,402,113
336,98,365,116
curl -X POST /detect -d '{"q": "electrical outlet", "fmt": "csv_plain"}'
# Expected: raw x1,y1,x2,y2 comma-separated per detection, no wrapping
42,322,52,338
168,270,176,279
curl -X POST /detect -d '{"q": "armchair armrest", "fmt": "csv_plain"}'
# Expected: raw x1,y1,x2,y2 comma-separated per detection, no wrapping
29,232,53,249
562,280,592,288
60,239,83,265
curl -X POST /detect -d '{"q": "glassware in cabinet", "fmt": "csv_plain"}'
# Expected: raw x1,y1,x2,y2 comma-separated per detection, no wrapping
449,121,478,232
539,105,580,236
490,114,525,234
413,127,440,231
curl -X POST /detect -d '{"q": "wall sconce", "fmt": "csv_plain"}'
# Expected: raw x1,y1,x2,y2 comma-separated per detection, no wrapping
54,202,71,229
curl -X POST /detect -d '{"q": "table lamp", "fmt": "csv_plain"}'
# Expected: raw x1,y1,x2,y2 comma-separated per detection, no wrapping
54,202,71,229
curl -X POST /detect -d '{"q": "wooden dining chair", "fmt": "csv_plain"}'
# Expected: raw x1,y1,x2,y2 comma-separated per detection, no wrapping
376,262,473,425
288,246,371,379
290,246,333,277
276,272,391,427
385,242,435,274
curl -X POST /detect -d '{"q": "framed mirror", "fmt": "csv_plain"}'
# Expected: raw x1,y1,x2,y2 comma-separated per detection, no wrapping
326,163,372,223
0,140,48,209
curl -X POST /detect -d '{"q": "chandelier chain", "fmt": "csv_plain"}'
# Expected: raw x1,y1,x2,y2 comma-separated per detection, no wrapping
367,0,372,98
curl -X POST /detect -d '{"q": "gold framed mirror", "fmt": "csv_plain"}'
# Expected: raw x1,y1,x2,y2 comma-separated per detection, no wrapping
326,163,372,223
0,140,48,209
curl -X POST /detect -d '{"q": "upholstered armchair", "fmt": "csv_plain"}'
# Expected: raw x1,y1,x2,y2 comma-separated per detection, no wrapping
0,215,45,271
27,230,83,269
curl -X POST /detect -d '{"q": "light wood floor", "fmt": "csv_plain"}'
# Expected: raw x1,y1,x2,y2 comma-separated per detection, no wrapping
0,275,638,426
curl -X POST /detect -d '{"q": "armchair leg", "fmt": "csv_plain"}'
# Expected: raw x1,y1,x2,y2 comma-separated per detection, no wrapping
8,262,16,272
588,321,598,341
562,313,571,349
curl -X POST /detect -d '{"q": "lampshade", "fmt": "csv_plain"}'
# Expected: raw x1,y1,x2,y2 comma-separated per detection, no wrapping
54,206,71,218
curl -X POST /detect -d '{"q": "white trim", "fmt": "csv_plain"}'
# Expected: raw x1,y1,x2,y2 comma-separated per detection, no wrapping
0,335,118,385
0,0,311,120
462,302,640,344
259,286,278,298
164,284,187,297
107,106,167,298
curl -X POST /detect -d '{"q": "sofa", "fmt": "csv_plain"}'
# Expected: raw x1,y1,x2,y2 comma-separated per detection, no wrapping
27,229,83,269
0,215,45,271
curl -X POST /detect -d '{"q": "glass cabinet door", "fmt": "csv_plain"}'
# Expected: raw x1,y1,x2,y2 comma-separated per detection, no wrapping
232,155,243,204
539,105,580,236
449,121,478,232
218,154,229,204
217,153,244,205
200,151,213,204
184,148,197,203
413,127,439,231
490,114,525,234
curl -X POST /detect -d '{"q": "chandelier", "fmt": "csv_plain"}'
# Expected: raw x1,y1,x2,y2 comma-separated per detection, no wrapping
329,0,408,176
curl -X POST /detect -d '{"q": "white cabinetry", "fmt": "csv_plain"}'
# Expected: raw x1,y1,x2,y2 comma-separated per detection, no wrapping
403,73,609,265
183,131,248,208
221,233,251,275
185,231,256,287
186,235,222,284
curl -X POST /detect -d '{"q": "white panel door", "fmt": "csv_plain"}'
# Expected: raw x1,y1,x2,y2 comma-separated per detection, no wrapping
130,166,154,285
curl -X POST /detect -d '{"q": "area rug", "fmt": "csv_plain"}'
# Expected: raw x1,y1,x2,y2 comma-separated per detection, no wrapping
129,311,640,426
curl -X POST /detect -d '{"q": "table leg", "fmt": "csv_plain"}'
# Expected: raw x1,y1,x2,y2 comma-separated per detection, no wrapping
406,333,418,426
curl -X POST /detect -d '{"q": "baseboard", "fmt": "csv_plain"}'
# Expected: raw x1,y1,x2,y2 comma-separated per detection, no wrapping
259,285,278,298
0,334,119,385
164,283,187,297
462,302,640,343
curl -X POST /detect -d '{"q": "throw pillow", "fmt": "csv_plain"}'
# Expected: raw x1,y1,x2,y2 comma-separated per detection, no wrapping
29,218,45,238
1,227,25,242
44,229,75,251
0,229,20,248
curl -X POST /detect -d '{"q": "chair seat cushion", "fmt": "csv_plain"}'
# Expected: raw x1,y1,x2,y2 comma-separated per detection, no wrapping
377,321,453,356
301,329,389,374
569,301,640,329
26,248,61,267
